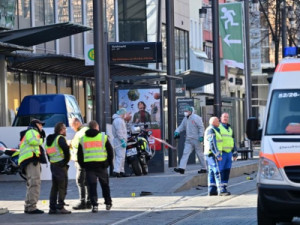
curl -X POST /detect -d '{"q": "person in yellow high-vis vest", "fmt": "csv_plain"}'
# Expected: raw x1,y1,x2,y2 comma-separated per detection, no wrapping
46,122,71,214
77,120,114,213
218,112,238,195
19,119,47,214
70,118,91,210
204,117,223,196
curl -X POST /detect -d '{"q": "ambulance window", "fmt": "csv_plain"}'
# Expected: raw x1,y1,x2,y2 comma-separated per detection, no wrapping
266,90,300,135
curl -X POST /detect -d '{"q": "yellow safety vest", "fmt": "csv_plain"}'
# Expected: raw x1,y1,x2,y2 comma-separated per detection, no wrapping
81,133,108,162
219,124,234,153
45,135,65,163
204,127,223,155
18,129,42,165
71,126,89,161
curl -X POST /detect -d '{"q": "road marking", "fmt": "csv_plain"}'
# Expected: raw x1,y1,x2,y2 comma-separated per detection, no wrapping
111,179,256,225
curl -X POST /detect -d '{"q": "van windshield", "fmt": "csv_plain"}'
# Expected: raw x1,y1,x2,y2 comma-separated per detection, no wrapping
266,90,300,135
13,114,67,128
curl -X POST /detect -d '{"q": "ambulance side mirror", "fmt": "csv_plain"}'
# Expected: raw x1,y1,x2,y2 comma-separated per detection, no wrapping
246,117,262,141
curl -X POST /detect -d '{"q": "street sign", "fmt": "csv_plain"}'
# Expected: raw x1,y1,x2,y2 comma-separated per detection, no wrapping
219,2,244,69
109,42,162,64
84,44,94,66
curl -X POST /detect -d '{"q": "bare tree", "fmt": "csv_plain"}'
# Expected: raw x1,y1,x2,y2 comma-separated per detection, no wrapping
256,0,300,66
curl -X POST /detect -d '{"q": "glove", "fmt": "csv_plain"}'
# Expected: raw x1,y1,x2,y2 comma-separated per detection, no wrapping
174,132,180,139
199,137,204,142
121,139,127,148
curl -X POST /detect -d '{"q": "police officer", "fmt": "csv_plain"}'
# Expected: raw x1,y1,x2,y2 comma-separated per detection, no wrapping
174,106,206,174
18,119,47,214
46,122,71,214
77,120,114,213
219,112,238,195
70,118,91,210
204,117,224,196
112,108,129,177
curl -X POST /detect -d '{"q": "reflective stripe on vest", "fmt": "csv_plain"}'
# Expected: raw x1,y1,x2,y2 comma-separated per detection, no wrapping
18,129,42,165
45,135,65,163
81,133,107,162
204,127,223,155
219,125,234,153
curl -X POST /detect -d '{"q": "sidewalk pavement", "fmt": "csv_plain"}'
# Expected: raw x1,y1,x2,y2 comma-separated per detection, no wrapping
0,156,258,203
0,157,258,225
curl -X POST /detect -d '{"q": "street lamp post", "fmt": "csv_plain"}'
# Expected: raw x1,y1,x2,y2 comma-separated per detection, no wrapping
211,0,222,118
199,0,222,118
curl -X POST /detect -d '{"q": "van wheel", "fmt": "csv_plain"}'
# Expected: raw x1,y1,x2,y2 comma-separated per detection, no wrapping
257,198,276,225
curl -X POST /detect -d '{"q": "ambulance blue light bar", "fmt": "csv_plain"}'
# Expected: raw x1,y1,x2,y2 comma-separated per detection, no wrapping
284,47,300,57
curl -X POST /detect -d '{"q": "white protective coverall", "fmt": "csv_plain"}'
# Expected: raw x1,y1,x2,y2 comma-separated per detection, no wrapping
175,110,206,170
112,113,127,173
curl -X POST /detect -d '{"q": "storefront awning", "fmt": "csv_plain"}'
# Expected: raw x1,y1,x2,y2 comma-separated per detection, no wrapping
8,53,165,80
177,70,215,89
0,42,32,54
0,22,91,47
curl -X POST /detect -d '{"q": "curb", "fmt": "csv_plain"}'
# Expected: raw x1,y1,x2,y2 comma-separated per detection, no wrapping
172,160,258,193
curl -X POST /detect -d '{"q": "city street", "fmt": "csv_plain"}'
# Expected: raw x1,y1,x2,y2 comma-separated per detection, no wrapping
0,161,299,225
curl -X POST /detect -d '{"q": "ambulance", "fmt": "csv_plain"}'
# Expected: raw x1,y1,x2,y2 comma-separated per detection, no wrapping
247,48,300,224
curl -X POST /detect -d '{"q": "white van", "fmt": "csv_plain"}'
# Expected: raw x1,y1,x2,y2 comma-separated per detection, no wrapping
247,57,300,224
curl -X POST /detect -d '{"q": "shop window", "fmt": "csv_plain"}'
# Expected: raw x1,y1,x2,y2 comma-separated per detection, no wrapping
59,76,72,94
118,0,147,41
78,79,86,121
40,75,47,94
47,75,57,94
7,72,20,123
45,0,54,25
17,0,31,29
20,73,33,100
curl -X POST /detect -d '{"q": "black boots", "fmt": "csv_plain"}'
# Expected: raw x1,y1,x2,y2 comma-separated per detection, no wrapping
174,168,185,174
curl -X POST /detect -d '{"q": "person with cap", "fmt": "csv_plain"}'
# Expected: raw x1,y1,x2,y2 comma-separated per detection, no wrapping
204,116,224,196
173,106,206,174
18,118,47,214
77,120,114,213
112,108,129,177
70,118,91,210
45,122,71,214
218,112,238,195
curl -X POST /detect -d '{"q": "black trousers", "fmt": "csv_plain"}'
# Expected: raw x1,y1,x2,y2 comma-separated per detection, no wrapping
75,162,90,202
86,168,112,206
49,164,68,210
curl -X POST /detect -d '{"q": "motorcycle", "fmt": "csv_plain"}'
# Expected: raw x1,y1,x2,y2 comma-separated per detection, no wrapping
126,126,155,176
0,141,26,180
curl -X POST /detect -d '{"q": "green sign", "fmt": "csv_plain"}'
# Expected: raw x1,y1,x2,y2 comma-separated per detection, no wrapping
219,2,244,69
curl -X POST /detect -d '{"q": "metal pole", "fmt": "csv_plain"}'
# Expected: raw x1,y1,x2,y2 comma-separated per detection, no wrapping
244,0,252,119
166,0,177,167
212,0,221,118
281,0,287,57
93,0,106,131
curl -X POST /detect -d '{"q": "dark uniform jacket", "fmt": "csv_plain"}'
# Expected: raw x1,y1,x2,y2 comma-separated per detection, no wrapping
77,129,114,170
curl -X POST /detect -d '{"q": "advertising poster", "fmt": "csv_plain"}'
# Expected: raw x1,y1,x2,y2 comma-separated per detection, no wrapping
117,87,162,151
